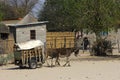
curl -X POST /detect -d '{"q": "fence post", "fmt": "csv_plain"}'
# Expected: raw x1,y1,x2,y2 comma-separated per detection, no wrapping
117,40,120,53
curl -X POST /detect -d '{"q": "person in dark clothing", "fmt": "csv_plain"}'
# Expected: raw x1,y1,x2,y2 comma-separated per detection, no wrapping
83,37,89,50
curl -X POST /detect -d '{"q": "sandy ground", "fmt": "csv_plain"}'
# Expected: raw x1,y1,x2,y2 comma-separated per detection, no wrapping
0,50,120,80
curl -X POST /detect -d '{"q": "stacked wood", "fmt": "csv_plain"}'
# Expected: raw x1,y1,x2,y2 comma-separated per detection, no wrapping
46,32,75,49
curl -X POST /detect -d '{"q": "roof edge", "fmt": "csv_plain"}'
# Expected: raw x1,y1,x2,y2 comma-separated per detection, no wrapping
7,21,48,27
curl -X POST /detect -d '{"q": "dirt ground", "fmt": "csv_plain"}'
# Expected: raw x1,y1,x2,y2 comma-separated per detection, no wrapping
0,49,120,80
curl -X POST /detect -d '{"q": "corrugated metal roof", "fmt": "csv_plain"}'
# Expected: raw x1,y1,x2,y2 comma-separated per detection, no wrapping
8,21,48,28
1,20,20,24
7,13,48,27
17,13,38,25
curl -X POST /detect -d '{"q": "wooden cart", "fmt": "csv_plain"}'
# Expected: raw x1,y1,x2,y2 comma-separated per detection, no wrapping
14,40,44,69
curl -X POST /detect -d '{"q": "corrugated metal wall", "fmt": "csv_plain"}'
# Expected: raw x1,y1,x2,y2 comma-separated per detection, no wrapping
0,39,14,54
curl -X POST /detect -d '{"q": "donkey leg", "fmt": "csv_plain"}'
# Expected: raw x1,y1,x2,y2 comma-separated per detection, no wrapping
46,59,50,66
45,57,50,67
63,57,70,67
67,59,70,66
67,57,71,67
51,59,54,67
55,58,61,66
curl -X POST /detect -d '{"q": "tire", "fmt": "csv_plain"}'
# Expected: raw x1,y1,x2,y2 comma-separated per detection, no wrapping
29,60,37,69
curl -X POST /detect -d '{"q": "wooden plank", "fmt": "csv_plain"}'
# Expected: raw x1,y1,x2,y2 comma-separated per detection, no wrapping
46,32,75,49
0,39,14,54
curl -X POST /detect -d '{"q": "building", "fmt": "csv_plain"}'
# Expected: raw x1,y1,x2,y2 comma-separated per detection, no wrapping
6,13,48,44
1,20,20,25
8,21,48,43
0,23,14,54
0,23,9,40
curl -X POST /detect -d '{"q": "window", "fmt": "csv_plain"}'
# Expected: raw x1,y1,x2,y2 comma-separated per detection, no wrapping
30,30,36,39
0,33,8,40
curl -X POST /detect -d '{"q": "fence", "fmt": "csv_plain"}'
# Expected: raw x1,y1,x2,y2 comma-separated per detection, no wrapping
0,32,75,53
46,32,75,49
0,39,14,54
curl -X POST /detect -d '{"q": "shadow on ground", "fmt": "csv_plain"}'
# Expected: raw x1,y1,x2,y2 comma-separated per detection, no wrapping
71,55,120,61
5,67,31,70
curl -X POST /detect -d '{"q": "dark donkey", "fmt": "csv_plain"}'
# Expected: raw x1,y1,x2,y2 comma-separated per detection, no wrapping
45,47,79,67
45,36,80,67
44,48,59,67
56,47,79,67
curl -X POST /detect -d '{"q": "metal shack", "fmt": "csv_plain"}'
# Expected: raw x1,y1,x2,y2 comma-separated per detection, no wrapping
8,21,48,44
0,23,14,54
0,23,9,40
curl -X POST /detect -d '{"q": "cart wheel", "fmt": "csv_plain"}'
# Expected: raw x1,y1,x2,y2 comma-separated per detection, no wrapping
29,60,37,69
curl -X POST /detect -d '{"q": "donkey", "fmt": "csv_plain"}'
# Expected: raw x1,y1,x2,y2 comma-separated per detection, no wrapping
44,48,60,67
56,47,79,67
44,47,79,67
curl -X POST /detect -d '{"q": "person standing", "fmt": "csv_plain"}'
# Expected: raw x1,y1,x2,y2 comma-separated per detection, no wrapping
83,37,89,50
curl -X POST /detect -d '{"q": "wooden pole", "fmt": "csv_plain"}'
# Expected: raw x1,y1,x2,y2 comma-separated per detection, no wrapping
117,40,120,53
64,37,66,48
54,37,56,48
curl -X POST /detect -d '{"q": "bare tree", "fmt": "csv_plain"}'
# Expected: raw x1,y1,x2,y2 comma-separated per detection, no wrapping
0,0,17,20
7,0,38,18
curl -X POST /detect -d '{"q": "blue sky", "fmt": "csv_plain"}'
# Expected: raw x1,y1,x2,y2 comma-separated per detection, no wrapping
31,0,46,18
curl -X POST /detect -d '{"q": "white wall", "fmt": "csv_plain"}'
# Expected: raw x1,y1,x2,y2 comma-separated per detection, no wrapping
16,24,46,43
